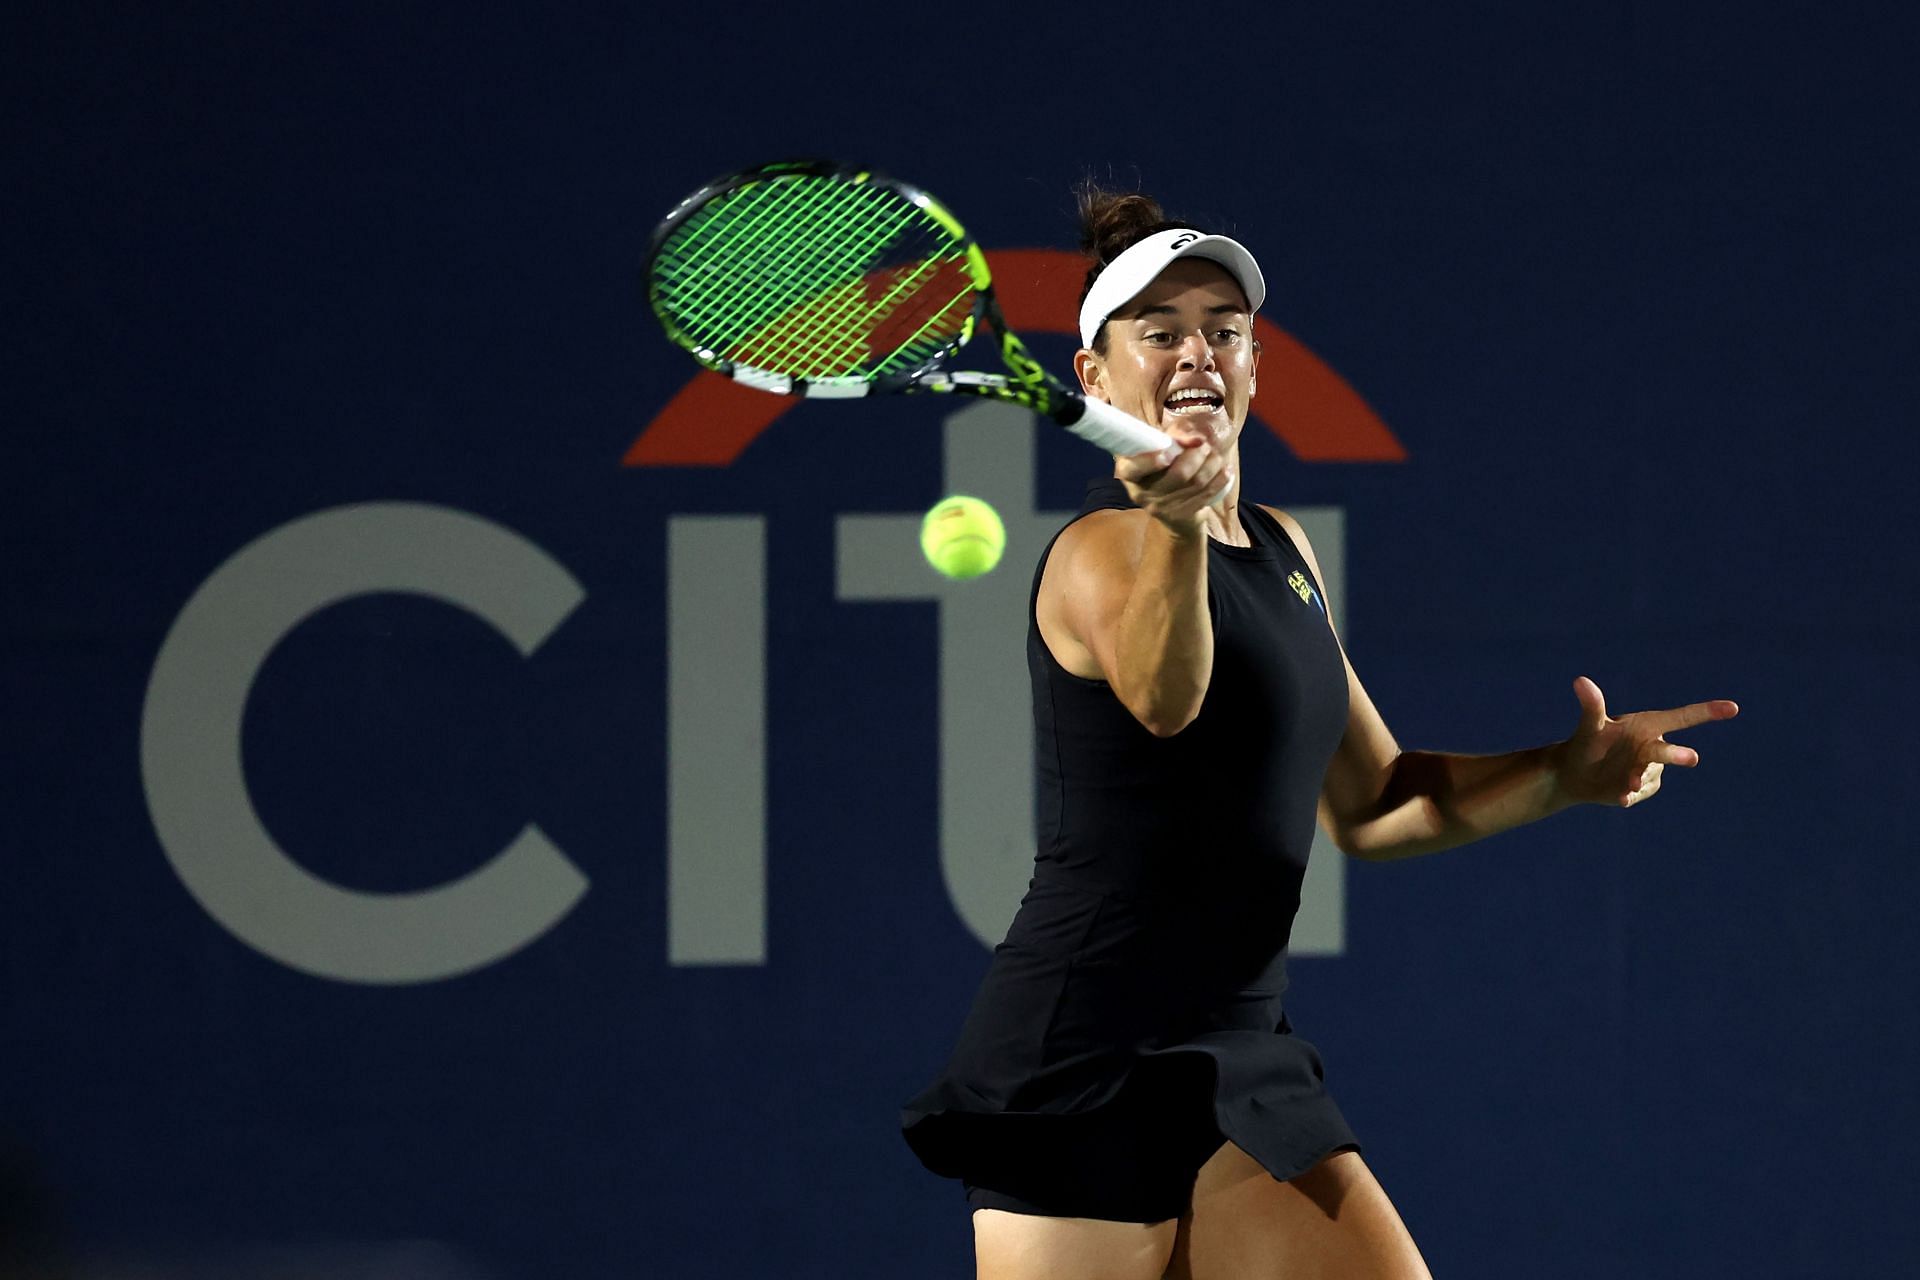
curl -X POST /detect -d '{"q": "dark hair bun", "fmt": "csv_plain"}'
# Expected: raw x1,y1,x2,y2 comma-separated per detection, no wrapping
1076,184,1178,264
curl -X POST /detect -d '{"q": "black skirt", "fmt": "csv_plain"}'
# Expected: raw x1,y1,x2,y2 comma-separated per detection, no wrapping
901,876,1360,1223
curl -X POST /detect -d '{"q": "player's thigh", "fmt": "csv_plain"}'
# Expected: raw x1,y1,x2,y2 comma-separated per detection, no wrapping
1167,1144,1431,1280
973,1208,1177,1280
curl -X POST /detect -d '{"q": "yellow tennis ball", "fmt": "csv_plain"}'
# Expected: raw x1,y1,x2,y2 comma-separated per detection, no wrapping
921,495,1006,580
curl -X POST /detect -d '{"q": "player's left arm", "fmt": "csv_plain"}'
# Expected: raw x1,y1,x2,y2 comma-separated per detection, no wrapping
1264,507,1740,862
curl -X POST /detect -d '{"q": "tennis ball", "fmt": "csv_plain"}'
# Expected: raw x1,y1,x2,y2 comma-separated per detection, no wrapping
921,495,1006,580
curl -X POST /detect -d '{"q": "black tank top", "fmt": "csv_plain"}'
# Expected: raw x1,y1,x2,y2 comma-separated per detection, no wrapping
903,480,1354,1123
1022,480,1349,991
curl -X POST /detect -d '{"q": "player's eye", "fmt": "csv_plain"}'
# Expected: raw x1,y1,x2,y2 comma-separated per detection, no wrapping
1143,331,1173,345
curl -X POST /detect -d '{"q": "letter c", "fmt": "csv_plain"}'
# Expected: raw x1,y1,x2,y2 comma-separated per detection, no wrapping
140,503,587,984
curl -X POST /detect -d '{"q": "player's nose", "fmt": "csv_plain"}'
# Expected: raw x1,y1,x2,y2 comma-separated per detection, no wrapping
1176,331,1215,370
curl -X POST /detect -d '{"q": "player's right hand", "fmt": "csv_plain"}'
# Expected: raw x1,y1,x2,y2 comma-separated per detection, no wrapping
1115,440,1233,533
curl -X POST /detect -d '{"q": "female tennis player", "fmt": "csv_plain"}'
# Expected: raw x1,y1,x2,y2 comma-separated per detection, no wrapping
901,187,1738,1279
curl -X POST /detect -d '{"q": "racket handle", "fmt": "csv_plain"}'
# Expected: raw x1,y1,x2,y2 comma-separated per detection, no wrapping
1060,395,1233,509
1060,396,1173,456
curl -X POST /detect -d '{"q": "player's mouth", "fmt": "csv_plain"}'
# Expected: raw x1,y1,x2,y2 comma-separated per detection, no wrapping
1163,387,1225,417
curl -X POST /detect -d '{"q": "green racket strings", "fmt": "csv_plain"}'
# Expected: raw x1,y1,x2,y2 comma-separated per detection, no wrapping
652,175,976,382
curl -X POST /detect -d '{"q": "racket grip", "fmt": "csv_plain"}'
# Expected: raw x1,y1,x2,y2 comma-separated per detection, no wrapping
1060,395,1233,509
1060,396,1173,456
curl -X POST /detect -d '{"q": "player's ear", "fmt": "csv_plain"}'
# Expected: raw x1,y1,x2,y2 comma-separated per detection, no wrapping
1249,336,1261,399
1073,348,1109,402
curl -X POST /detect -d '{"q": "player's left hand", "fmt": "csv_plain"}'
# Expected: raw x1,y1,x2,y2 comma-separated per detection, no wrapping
1553,676,1740,808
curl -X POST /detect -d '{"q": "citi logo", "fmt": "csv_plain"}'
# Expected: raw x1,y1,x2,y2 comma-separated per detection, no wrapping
140,249,1401,987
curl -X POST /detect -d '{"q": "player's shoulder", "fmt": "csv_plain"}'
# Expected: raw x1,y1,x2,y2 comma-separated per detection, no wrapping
1256,502,1308,541
1055,505,1144,553
1257,503,1320,551
1045,506,1145,584
1256,503,1328,570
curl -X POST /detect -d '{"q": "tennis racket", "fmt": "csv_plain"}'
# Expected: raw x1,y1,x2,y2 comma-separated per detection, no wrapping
642,159,1174,458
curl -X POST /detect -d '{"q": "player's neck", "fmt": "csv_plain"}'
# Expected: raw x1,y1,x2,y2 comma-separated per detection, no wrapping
1200,449,1249,548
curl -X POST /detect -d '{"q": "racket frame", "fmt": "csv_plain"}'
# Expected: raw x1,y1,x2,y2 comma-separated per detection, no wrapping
647,162,1071,412
645,160,1176,458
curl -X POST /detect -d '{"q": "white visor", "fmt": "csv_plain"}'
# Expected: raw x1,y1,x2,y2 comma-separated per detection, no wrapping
1077,228,1266,348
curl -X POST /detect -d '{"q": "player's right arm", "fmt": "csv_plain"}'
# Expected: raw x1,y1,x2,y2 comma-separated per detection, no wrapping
1035,443,1233,737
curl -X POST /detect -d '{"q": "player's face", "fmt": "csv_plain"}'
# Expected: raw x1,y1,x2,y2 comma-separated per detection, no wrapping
1079,259,1259,452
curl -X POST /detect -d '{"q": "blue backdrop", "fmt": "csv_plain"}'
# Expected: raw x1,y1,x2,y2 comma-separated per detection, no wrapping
7,3,1917,1276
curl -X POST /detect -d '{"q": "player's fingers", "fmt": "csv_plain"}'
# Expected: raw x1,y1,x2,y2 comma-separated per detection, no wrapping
1170,464,1234,518
1138,452,1223,515
1121,442,1209,494
1150,462,1230,518
1649,699,1741,734
1114,442,1182,484
1659,742,1700,768
1623,762,1663,807
1572,676,1608,732
1157,441,1218,491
